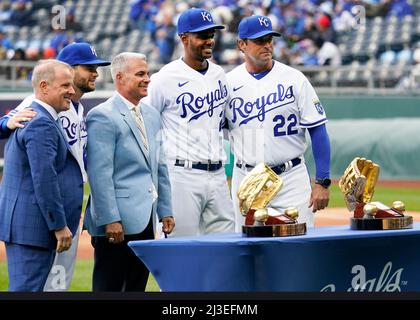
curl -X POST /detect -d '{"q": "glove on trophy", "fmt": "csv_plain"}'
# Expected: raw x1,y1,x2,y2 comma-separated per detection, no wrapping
237,163,306,236
339,157,412,230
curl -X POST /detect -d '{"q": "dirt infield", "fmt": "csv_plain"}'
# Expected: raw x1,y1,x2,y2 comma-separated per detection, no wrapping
1,207,420,262
338,179,420,189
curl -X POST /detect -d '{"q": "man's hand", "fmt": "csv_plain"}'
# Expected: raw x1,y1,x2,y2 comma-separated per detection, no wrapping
162,216,175,236
55,226,73,253
105,221,124,244
7,109,37,129
309,183,330,213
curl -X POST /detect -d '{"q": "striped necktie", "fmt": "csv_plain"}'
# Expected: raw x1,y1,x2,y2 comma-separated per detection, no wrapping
131,105,149,152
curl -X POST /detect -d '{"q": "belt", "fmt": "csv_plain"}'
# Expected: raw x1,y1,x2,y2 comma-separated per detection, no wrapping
236,157,302,175
175,159,223,171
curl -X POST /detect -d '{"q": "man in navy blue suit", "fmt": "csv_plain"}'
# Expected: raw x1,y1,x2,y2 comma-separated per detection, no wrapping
0,60,84,291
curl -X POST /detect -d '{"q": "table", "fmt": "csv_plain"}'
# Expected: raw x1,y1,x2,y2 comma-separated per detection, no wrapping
128,223,420,292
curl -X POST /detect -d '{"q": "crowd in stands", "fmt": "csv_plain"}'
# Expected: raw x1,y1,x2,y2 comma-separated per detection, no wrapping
0,0,418,87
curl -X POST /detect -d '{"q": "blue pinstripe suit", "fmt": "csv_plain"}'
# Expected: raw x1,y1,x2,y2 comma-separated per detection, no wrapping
0,101,83,291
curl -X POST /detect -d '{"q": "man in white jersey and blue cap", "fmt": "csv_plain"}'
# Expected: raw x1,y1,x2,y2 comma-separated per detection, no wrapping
226,15,331,231
143,8,235,237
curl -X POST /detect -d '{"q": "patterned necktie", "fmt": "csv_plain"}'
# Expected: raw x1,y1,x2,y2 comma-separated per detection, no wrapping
131,105,149,153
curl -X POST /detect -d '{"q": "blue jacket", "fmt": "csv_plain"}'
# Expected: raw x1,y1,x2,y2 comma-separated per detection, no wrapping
0,102,83,249
84,93,172,236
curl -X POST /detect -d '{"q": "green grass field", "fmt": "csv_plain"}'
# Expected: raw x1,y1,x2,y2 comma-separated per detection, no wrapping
328,185,420,209
0,260,160,292
1,185,419,291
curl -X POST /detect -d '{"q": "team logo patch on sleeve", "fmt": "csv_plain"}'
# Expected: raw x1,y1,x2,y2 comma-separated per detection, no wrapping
313,99,324,115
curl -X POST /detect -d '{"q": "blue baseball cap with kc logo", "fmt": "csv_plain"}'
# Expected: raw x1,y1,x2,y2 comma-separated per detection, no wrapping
177,8,225,34
57,42,110,66
238,15,281,40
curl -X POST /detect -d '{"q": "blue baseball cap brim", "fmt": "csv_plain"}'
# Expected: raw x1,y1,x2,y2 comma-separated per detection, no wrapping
245,30,281,40
75,59,111,66
186,24,225,33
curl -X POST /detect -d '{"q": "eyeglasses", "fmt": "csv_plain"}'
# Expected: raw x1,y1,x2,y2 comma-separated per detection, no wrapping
248,36,273,45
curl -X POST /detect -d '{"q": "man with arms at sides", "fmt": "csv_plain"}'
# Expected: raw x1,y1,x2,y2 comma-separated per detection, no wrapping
0,42,110,291
142,8,235,237
0,60,83,291
226,15,331,231
84,52,175,292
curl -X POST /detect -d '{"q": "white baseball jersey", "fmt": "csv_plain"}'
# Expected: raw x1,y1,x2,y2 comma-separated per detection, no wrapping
143,58,235,237
226,60,327,166
142,58,228,163
14,94,87,182
226,60,327,230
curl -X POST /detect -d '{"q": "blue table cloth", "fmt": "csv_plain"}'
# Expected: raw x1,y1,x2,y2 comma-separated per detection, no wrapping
128,223,420,292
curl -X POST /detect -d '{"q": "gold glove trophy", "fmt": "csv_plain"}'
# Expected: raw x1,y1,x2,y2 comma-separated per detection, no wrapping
338,157,413,230
237,163,306,237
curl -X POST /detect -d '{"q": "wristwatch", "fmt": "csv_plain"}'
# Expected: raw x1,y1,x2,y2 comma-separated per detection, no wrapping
315,178,331,189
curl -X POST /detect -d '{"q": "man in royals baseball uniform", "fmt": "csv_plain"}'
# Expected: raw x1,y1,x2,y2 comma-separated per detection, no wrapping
142,8,235,237
0,43,110,290
226,15,331,232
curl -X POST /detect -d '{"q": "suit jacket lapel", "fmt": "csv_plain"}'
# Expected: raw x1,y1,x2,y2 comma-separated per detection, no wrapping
30,102,70,151
114,95,151,168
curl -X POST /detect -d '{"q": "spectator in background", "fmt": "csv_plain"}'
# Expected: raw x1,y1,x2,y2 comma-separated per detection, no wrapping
9,0,35,27
387,0,413,18
155,10,176,64
6,48,30,80
314,36,341,66
0,28,13,51
316,13,336,43
65,7,83,33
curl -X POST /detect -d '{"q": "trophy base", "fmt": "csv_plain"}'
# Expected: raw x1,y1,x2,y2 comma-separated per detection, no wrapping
242,223,307,237
350,216,413,230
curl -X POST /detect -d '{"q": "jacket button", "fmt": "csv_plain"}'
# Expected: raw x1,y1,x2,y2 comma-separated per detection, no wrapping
148,188,152,193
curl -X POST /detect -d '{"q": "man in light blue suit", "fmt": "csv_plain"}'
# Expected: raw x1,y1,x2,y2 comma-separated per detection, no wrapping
0,60,84,291
84,52,175,291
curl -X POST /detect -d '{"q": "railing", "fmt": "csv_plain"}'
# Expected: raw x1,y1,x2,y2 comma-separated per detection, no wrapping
1,60,419,95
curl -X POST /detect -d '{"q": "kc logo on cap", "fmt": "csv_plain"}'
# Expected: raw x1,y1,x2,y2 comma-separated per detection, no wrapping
258,17,269,27
238,15,282,40
177,8,225,34
201,11,212,22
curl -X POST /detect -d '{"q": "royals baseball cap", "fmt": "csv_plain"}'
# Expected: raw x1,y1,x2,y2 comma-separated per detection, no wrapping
238,15,281,40
57,42,110,66
177,8,225,34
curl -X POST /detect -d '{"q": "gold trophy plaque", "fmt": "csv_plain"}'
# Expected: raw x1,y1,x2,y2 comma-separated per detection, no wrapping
339,157,413,230
237,163,306,237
